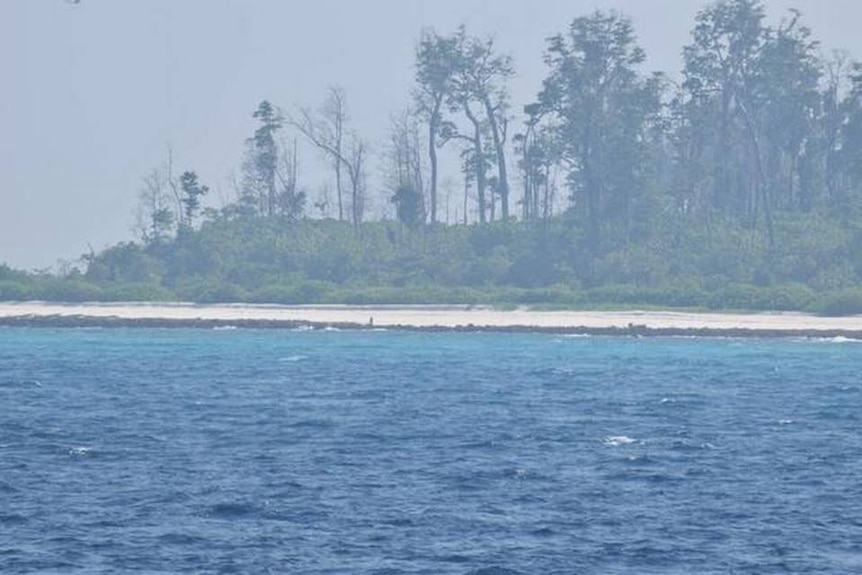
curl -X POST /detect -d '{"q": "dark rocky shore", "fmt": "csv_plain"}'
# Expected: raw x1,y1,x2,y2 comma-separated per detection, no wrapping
2,313,861,339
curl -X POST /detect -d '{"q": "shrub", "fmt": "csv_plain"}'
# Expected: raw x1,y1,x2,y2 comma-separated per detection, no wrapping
814,288,862,317
0,280,40,301
709,283,815,311
39,279,104,302
252,281,336,305
174,279,248,303
100,283,175,302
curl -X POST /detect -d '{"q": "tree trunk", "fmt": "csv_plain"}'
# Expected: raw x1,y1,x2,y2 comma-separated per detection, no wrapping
464,104,486,224
335,121,344,222
482,94,509,220
428,97,442,225
738,98,774,246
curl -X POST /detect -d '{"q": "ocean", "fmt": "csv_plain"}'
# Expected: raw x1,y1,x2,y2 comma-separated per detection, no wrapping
1,327,860,573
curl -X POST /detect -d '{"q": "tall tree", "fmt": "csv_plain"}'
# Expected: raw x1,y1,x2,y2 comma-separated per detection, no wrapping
452,28,515,220
534,10,662,252
386,108,426,214
321,87,347,221
682,0,766,223
514,105,557,222
680,1,827,243
242,101,283,217
821,51,852,204
415,30,460,225
275,138,306,220
179,171,209,230
756,10,821,212
291,89,367,230
836,62,862,217
440,99,492,224
136,168,175,245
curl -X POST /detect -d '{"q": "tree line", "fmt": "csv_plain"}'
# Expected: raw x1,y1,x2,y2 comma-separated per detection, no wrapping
4,0,862,314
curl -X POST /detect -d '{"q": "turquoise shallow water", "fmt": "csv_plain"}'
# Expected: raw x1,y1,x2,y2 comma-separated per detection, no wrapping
1,327,861,573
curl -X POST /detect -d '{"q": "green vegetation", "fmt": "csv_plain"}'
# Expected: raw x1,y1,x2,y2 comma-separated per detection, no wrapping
3,1,862,315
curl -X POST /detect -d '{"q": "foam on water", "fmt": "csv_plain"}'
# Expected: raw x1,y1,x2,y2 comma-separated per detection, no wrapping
602,435,638,446
808,335,862,344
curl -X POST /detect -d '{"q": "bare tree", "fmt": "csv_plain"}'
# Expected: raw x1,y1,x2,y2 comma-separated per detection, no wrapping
274,137,306,220
321,87,347,221
134,168,174,244
290,89,367,230
386,108,427,225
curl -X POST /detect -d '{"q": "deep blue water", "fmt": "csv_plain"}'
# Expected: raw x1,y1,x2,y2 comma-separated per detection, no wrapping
1,327,861,574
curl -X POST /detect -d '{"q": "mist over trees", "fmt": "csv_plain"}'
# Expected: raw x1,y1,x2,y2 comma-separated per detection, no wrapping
5,0,862,313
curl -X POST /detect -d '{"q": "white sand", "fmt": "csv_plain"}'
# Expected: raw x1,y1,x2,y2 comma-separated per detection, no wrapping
1,301,860,332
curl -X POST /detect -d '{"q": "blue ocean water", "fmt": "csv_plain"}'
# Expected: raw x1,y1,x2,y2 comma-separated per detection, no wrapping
1,327,861,574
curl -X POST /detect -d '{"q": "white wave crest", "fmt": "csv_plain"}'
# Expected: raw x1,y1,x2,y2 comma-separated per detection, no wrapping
602,435,637,446
808,336,862,344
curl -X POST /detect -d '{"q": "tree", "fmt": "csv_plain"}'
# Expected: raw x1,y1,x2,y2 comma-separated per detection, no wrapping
680,1,826,242
821,51,852,204
135,168,175,245
391,183,426,229
415,30,461,225
451,28,515,220
756,10,821,212
835,62,862,219
386,108,426,223
681,0,766,222
534,10,662,253
241,101,283,217
179,171,209,230
239,101,306,220
291,89,367,230
440,98,492,224
275,138,307,221
514,105,558,221
321,87,348,221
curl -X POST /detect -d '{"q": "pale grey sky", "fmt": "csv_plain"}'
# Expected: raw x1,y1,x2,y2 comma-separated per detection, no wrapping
2,0,860,270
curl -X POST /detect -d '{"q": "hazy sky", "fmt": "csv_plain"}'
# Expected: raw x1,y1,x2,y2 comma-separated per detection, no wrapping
2,0,860,270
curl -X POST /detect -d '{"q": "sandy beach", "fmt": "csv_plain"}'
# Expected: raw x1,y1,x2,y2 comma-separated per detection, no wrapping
1,301,861,337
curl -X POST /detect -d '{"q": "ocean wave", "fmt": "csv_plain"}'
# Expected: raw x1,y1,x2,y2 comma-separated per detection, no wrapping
602,435,638,446
5,327,860,573
807,336,862,344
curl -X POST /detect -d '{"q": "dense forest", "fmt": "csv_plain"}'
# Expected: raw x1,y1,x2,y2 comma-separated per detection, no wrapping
4,0,862,314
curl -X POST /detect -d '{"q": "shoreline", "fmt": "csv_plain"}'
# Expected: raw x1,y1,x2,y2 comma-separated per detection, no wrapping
1,301,861,338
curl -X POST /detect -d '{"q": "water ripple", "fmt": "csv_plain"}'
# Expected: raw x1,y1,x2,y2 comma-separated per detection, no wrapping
1,328,860,573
